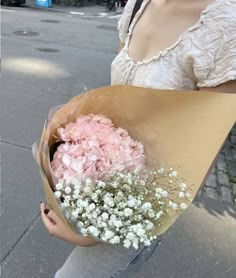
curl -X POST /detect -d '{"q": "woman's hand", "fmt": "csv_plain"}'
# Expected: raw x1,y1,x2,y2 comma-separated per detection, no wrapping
40,202,98,247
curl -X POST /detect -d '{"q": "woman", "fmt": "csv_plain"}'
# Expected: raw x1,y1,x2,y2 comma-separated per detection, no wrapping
41,0,236,277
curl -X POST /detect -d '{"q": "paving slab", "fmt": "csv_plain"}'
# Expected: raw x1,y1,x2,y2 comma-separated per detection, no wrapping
1,45,115,148
1,142,45,261
1,217,74,278
0,91,74,150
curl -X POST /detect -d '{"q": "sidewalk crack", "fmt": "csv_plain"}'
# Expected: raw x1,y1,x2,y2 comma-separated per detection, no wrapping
1,140,32,151
1,212,41,263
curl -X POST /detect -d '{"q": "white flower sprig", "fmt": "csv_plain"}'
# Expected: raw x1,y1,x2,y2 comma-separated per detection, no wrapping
54,168,192,249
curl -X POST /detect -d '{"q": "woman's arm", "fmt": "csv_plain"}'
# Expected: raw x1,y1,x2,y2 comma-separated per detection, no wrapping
199,81,236,94
40,203,99,247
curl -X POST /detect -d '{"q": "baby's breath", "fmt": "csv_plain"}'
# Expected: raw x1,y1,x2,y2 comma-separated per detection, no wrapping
54,167,192,249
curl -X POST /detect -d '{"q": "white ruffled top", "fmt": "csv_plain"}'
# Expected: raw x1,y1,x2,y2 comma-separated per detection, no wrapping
111,0,236,90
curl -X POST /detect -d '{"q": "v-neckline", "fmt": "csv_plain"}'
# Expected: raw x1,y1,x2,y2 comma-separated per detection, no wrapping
124,0,220,66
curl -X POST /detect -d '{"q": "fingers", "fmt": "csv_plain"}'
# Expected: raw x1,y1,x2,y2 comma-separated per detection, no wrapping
40,203,56,235
47,209,60,224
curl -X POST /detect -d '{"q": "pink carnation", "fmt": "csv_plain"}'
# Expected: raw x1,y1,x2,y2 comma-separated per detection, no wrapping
51,114,145,182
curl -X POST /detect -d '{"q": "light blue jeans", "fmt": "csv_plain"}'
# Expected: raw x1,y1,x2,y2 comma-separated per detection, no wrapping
55,239,161,278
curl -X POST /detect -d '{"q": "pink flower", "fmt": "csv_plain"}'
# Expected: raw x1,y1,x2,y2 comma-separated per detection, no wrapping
51,114,145,182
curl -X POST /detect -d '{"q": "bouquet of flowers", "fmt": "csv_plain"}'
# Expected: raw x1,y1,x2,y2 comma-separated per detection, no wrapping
50,114,191,249
33,85,236,249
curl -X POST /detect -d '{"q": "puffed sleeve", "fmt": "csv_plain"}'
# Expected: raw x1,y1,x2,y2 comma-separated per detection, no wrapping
189,1,236,88
118,0,137,44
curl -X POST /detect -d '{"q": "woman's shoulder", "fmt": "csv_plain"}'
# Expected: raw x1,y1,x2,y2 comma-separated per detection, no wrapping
118,0,138,44
184,0,236,88
186,0,236,51
202,0,236,28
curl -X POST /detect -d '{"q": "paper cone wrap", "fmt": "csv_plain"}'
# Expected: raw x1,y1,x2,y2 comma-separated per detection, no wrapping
33,85,236,236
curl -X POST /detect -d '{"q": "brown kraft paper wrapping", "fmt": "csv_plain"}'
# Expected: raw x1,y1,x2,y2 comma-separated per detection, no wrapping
33,85,236,236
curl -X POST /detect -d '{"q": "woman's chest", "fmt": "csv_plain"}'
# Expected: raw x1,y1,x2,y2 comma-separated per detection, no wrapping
129,13,198,63
111,48,197,90
128,0,215,63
